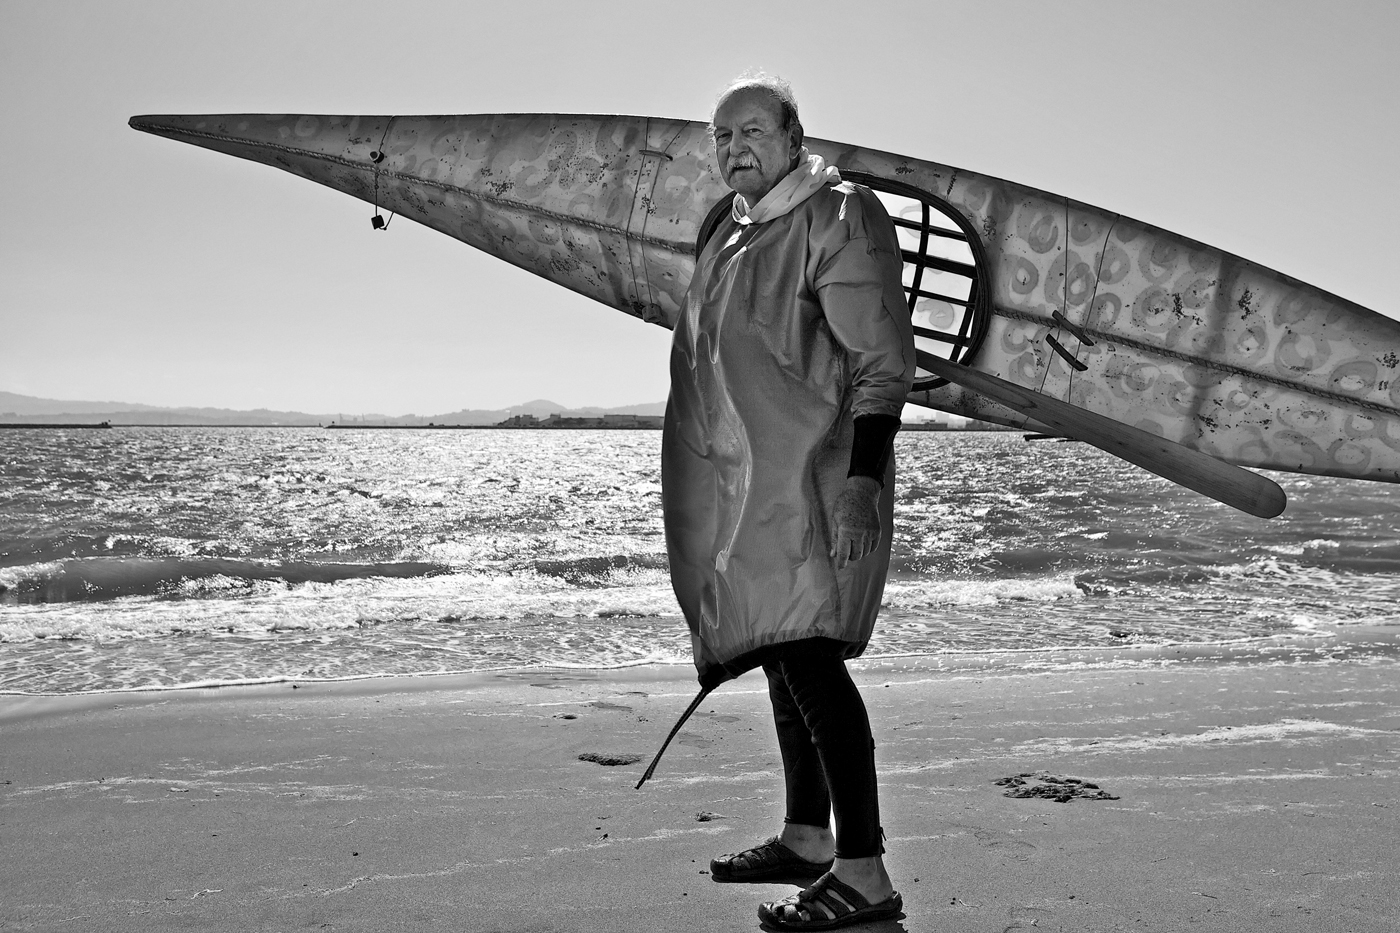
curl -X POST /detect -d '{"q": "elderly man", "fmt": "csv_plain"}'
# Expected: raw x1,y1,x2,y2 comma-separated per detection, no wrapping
661,73,915,929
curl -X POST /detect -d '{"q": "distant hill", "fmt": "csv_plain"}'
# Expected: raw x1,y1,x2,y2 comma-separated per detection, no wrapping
0,391,665,426
426,399,667,426
0,391,168,417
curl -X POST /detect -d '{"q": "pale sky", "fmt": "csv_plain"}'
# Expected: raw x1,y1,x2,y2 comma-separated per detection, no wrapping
3,0,1397,415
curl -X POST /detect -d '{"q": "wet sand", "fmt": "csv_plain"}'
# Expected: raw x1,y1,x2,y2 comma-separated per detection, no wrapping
3,629,1399,932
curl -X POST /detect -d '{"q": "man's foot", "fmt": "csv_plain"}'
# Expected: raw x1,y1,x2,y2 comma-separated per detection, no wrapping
779,825,892,903
778,822,835,864
710,835,832,884
758,872,904,930
829,855,895,905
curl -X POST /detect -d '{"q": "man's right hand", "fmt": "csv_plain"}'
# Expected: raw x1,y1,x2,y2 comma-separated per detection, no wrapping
830,476,882,569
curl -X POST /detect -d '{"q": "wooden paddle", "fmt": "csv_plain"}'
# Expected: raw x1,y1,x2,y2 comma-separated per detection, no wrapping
914,350,1287,518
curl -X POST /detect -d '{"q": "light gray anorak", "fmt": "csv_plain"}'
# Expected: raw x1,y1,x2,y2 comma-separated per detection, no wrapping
662,174,916,687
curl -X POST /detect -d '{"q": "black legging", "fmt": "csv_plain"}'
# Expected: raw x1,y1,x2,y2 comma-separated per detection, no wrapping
762,638,883,859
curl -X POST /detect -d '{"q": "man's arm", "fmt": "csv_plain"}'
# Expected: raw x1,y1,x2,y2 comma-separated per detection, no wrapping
814,188,916,567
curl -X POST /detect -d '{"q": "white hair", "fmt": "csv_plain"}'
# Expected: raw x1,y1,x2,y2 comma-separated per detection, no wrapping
712,70,800,130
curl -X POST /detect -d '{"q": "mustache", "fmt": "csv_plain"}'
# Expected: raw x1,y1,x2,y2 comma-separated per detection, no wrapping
727,156,759,171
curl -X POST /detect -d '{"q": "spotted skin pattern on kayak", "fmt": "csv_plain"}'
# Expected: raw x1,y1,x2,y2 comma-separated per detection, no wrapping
130,112,1400,482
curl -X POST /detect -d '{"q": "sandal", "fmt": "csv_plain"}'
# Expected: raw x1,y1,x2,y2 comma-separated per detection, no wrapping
710,836,833,884
758,871,903,930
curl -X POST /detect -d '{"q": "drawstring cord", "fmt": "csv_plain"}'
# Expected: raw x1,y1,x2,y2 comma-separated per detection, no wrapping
369,117,397,230
634,683,716,789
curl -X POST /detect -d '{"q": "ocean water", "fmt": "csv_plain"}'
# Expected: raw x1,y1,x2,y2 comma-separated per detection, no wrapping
2,427,1398,696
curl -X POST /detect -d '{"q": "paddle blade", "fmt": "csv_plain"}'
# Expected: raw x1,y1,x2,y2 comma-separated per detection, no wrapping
915,351,1287,518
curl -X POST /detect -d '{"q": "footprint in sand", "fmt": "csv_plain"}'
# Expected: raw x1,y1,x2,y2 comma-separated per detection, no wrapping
677,732,714,748
1005,905,1055,931
694,711,741,723
973,830,1036,861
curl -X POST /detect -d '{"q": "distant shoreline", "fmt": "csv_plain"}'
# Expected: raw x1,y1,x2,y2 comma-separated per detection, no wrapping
0,422,115,429
0,422,1016,432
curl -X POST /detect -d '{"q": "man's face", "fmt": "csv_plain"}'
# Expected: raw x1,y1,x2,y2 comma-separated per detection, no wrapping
712,88,801,203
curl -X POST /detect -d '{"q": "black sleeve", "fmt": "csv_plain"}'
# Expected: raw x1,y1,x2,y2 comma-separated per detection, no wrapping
847,414,902,485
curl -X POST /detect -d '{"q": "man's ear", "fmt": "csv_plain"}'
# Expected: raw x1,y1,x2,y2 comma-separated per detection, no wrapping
789,121,804,157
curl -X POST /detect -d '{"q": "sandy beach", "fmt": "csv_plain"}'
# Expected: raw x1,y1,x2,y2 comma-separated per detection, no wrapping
4,629,1399,933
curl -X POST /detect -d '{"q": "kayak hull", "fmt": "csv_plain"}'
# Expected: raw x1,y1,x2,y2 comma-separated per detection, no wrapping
130,111,1400,483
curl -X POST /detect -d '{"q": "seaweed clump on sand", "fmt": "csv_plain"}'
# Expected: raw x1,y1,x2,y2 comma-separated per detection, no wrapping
578,752,644,766
995,772,1120,802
